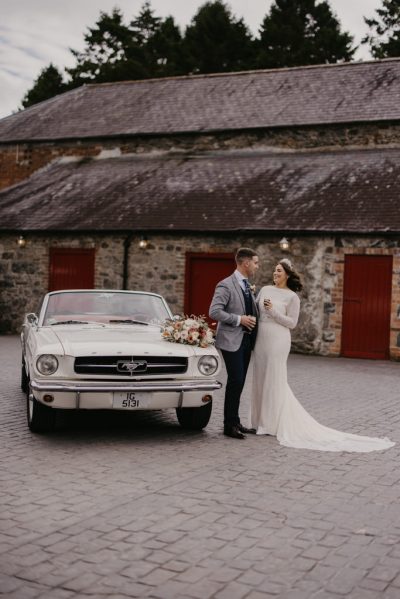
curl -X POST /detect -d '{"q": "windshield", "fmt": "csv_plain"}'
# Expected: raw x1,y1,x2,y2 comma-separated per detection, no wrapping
42,292,171,326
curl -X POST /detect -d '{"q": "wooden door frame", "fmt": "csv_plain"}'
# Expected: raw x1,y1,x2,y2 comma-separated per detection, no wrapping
184,252,234,314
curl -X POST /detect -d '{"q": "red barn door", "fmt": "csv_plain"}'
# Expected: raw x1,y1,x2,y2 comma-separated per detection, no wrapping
185,253,235,325
49,248,95,291
341,255,392,359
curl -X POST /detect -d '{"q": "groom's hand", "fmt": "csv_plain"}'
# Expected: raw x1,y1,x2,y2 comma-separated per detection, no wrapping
241,315,256,330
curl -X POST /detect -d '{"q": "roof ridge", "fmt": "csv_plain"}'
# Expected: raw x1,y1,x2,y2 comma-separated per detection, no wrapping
84,58,400,88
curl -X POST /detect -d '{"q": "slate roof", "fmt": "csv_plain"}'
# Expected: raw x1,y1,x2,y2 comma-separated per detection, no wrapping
1,59,400,143
1,147,399,233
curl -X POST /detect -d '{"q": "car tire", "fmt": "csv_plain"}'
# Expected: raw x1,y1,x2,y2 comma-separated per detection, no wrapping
176,401,212,430
21,359,29,394
27,389,56,433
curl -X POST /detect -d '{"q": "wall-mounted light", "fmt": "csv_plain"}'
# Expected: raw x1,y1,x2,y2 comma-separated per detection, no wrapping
17,235,26,248
279,237,290,252
139,236,149,250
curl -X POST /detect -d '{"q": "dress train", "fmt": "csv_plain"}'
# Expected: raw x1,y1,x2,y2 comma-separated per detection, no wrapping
249,286,394,453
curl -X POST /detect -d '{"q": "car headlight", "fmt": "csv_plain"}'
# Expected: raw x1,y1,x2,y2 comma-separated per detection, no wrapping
36,354,59,375
198,355,218,376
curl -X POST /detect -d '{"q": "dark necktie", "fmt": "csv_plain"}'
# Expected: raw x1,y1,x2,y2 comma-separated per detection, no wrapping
243,279,251,297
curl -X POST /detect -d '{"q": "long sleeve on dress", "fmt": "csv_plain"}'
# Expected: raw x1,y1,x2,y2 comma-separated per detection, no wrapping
268,294,300,329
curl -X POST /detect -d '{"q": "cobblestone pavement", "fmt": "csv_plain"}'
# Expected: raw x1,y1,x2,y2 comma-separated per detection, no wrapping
1,335,400,599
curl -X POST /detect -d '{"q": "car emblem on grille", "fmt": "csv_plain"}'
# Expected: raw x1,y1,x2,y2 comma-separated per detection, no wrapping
117,360,148,374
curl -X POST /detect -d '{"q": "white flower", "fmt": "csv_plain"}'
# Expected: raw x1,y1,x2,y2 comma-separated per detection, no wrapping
185,318,197,327
173,331,181,340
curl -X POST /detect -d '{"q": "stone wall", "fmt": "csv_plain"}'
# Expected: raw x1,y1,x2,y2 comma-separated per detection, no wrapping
1,232,399,359
0,232,323,348
2,121,400,190
0,233,123,333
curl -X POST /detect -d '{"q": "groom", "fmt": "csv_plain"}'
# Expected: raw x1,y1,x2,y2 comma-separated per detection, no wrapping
209,247,259,439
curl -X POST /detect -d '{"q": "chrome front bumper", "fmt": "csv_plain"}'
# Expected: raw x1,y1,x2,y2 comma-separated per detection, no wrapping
31,379,222,393
30,378,222,410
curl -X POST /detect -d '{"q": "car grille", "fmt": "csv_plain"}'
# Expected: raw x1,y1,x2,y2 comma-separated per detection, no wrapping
74,356,188,376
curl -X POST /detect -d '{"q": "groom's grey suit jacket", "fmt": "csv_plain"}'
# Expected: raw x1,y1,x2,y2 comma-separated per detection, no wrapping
209,274,259,352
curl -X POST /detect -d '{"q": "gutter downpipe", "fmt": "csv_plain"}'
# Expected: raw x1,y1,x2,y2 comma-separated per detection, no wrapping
122,233,135,290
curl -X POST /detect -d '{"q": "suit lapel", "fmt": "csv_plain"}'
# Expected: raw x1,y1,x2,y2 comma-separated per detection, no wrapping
232,274,246,312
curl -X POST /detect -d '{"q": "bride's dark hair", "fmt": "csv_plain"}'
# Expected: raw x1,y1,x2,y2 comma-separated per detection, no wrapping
279,259,303,292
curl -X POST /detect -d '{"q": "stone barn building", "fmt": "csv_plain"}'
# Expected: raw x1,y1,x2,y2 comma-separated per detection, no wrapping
0,58,399,360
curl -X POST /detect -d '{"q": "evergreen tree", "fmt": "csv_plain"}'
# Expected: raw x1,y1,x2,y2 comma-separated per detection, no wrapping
66,3,184,84
148,17,187,77
66,8,148,85
257,0,355,69
21,3,186,108
130,3,186,77
363,0,400,58
184,1,255,74
130,1,161,44
21,64,66,108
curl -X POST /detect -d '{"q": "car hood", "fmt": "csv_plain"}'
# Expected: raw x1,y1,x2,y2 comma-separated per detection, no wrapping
51,325,198,357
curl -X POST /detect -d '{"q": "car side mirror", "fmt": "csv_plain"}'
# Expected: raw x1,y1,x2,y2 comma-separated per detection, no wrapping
26,313,38,325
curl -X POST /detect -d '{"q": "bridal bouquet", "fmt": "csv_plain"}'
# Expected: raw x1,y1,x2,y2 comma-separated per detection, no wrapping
161,315,215,348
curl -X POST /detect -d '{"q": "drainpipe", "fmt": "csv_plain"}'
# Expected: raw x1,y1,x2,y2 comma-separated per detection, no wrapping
122,233,135,290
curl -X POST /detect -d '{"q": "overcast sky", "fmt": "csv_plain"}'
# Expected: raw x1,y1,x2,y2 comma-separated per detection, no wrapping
0,0,381,119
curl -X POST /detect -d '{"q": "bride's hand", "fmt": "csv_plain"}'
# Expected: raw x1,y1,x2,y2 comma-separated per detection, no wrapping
263,298,272,310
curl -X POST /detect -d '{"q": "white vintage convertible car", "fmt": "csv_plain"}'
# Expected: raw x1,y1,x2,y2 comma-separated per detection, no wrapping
21,290,221,433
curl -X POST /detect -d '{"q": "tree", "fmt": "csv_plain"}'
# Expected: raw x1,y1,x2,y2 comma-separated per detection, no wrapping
21,64,66,108
66,8,149,85
130,3,186,77
21,3,186,107
66,3,184,84
257,0,355,69
147,16,187,77
183,1,255,74
363,0,400,58
130,0,161,45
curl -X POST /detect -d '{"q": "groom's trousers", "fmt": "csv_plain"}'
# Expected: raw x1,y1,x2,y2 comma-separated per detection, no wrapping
221,334,252,428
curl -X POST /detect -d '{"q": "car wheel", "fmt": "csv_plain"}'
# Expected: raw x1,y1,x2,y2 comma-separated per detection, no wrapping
176,401,212,430
21,358,29,394
27,388,56,433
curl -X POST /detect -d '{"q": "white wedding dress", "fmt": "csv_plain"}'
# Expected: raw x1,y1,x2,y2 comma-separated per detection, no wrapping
249,285,394,452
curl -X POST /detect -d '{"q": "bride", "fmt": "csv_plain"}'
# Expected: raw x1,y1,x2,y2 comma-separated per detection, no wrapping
249,258,394,452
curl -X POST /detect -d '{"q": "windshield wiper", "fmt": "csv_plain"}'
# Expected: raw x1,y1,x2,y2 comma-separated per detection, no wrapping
51,320,89,325
109,319,148,325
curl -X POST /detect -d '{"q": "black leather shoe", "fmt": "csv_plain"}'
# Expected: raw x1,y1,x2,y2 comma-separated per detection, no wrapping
237,424,256,434
224,426,246,439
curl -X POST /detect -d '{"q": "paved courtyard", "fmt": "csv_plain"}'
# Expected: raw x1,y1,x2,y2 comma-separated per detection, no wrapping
1,335,400,599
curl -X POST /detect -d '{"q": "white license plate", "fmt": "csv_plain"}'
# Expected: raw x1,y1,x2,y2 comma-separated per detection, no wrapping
113,391,151,410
